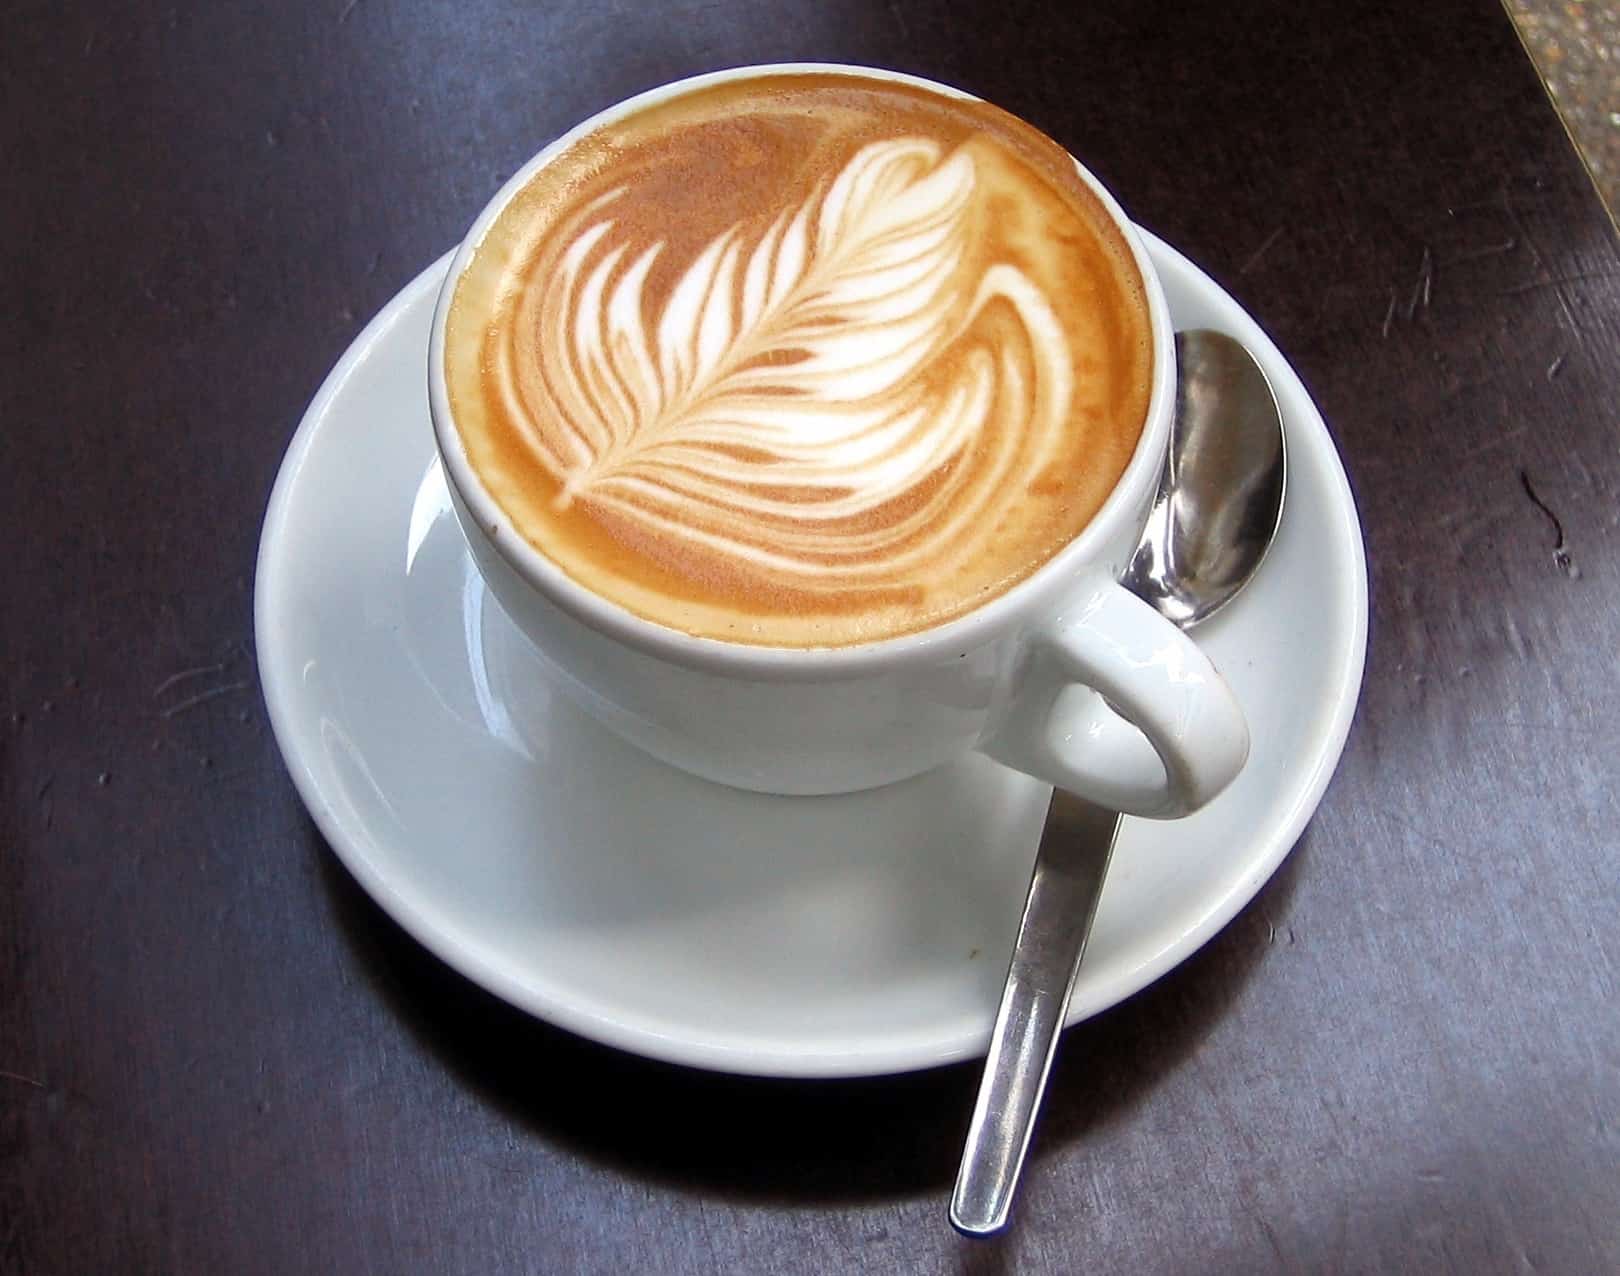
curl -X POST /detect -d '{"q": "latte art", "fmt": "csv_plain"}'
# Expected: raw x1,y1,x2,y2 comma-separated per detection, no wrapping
509,137,1071,594
446,73,1153,646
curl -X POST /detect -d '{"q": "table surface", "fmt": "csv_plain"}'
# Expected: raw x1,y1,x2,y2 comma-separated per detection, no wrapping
5,1,1618,1271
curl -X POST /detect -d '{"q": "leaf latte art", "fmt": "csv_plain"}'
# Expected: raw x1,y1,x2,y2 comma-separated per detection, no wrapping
445,73,1153,646
511,137,1069,589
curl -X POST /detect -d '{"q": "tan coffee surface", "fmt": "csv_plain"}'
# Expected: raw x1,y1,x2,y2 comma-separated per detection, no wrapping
445,71,1152,647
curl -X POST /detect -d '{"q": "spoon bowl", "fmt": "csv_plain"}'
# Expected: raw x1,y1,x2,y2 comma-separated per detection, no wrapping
1124,330,1287,625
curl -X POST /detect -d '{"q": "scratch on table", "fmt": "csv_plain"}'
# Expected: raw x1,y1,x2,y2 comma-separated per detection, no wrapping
1456,424,1527,463
1442,237,1517,265
1240,227,1284,275
1501,182,1589,339
1380,288,1397,338
154,663,228,697
1500,272,1620,298
1485,717,1604,739
160,681,251,718
338,0,359,22
1381,809,1451,854
1546,354,1566,380
1250,1208,1289,1270
1402,247,1434,321
1501,608,1530,661
0,1070,46,1090
35,775,55,829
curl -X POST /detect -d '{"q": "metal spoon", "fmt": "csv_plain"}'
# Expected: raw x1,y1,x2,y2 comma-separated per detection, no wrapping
950,329,1287,1237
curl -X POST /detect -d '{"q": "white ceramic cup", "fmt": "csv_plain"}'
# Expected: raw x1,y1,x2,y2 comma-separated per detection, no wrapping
429,63,1248,814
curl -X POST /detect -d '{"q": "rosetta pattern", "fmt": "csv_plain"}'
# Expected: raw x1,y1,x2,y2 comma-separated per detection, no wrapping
497,137,1076,592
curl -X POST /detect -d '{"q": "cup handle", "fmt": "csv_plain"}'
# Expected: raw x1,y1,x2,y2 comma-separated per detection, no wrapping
981,575,1249,818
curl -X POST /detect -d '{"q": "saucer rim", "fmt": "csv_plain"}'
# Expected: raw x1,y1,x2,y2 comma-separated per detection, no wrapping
256,235,1368,1077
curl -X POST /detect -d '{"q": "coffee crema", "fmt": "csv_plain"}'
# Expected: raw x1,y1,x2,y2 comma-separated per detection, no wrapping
444,72,1152,647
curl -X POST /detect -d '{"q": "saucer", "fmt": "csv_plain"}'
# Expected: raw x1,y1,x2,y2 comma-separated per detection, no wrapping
256,234,1367,1078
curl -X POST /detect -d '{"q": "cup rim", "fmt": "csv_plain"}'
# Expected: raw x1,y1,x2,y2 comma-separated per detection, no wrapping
428,61,1176,680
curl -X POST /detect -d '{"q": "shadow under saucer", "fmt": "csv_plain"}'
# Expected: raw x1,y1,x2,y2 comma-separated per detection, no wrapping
314,815,1307,1207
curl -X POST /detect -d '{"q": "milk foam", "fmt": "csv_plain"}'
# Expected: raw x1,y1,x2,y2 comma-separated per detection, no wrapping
497,138,1071,587
446,73,1152,646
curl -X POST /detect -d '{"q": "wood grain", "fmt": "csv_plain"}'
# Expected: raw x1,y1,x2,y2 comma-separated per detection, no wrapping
4,1,1617,1271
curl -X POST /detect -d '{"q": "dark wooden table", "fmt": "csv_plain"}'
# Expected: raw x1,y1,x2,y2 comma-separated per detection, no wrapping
5,1,1618,1271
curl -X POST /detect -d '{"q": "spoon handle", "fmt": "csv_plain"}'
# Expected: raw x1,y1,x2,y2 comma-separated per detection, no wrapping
950,790,1123,1236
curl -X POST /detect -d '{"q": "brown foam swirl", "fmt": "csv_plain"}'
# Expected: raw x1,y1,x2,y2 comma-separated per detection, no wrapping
446,73,1152,646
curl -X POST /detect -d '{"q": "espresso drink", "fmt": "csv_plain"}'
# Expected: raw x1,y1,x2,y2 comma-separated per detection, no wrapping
444,72,1152,647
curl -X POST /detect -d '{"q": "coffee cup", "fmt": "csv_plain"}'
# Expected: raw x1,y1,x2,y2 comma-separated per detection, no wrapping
428,64,1247,813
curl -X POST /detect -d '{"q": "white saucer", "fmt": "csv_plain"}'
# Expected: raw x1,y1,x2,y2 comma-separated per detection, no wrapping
256,234,1367,1078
